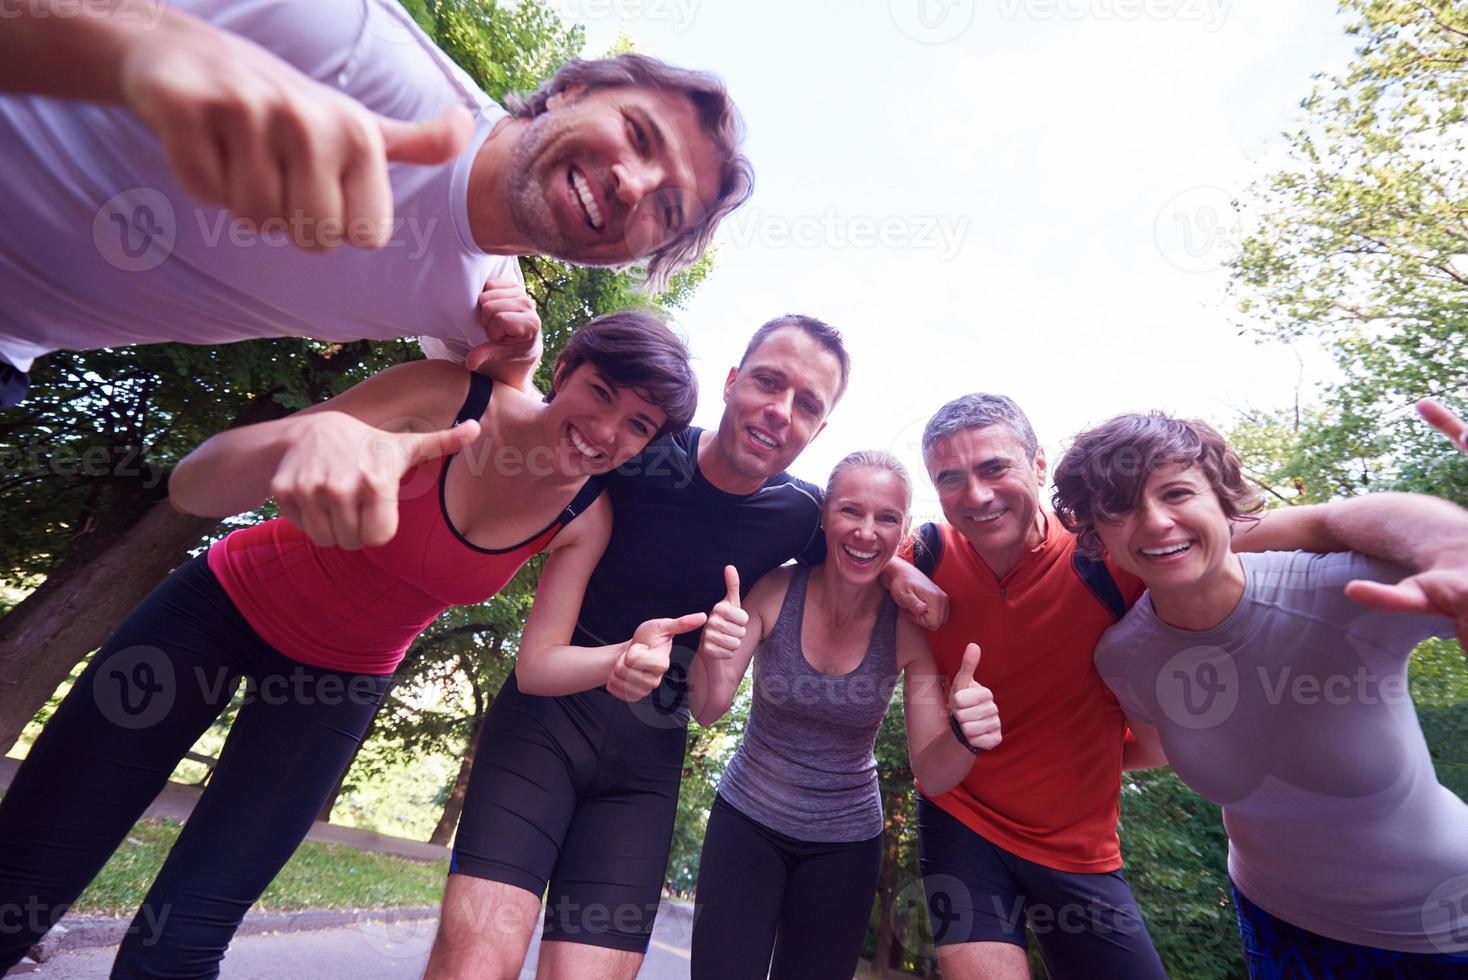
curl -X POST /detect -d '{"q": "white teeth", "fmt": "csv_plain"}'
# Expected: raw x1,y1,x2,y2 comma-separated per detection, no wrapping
571,171,603,230
970,510,1005,523
749,428,778,449
568,425,603,459
1141,542,1191,557
843,546,879,561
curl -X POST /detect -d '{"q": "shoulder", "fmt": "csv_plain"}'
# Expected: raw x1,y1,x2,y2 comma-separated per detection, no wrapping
894,614,931,669
748,565,796,628
547,490,612,552
764,471,823,511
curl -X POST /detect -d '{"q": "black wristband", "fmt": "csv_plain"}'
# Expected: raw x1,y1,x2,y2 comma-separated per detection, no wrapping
951,714,982,755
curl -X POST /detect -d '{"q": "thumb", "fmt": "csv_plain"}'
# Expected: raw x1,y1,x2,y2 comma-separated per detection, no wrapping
378,105,473,165
1345,578,1434,616
724,565,741,608
955,643,982,688
402,420,479,466
668,611,709,636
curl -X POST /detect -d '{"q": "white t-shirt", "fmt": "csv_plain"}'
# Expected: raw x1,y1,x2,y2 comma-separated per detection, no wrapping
0,0,519,372
1095,550,1467,954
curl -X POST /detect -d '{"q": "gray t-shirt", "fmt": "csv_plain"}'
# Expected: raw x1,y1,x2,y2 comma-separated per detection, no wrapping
1095,550,1467,954
718,566,900,843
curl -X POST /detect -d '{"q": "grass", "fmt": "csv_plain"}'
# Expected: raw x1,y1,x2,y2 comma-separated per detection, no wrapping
73,816,449,917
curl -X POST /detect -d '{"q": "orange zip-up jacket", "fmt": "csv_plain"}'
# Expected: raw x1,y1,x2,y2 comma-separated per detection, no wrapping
914,516,1144,873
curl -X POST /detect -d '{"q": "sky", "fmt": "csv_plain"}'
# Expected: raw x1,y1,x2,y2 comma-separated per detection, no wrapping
563,0,1359,516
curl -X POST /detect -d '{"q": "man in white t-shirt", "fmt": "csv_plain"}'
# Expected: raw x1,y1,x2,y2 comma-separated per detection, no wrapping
0,0,752,404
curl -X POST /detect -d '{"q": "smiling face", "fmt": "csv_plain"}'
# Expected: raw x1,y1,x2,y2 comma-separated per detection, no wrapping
547,363,667,477
926,424,1047,573
1091,461,1237,597
504,83,722,267
824,467,911,587
712,327,844,483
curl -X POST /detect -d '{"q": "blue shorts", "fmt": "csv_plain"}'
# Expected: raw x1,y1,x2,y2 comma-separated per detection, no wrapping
1233,882,1468,979
916,794,1167,980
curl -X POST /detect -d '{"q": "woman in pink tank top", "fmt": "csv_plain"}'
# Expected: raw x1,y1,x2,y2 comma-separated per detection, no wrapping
0,308,708,979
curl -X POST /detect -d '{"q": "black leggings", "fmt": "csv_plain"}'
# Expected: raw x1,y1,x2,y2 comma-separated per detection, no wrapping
0,556,391,979
691,793,883,980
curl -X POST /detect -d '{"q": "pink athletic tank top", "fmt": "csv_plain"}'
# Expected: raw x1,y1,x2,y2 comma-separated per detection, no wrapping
206,374,603,675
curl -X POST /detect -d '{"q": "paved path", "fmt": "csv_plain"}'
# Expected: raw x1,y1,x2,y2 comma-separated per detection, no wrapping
6,905,697,979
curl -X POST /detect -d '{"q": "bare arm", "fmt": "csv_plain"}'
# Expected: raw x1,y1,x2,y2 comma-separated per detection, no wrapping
880,555,949,630
516,499,708,699
1,2,468,250
900,620,982,797
169,359,478,547
1121,718,1169,772
1234,493,1468,649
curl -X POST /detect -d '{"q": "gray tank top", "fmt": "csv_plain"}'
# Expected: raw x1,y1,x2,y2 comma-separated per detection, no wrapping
718,566,900,842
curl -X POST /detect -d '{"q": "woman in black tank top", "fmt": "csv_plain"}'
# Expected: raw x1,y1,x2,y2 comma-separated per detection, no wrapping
685,451,1003,980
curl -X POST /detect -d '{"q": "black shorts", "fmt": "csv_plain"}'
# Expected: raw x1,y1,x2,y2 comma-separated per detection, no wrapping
916,794,1168,980
451,672,689,953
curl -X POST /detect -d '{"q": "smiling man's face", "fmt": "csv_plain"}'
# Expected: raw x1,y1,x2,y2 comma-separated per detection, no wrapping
711,327,845,484
501,83,722,266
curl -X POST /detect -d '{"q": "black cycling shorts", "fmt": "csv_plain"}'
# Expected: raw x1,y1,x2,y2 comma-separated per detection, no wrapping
451,671,689,953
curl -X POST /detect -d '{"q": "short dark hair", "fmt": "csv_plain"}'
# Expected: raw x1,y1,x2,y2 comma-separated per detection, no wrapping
738,314,851,405
922,393,1039,465
1051,412,1265,558
551,309,697,437
505,53,753,293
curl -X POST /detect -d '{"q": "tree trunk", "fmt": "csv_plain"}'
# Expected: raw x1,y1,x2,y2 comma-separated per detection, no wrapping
0,501,219,754
0,351,365,757
429,704,488,846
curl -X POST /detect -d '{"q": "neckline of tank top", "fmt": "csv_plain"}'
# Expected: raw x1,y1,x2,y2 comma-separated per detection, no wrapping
434,453,594,555
784,566,894,681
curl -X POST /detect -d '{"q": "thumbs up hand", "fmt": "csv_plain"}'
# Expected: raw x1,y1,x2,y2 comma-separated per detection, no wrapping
609,612,708,702
699,566,749,662
270,412,480,550
949,644,1001,751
